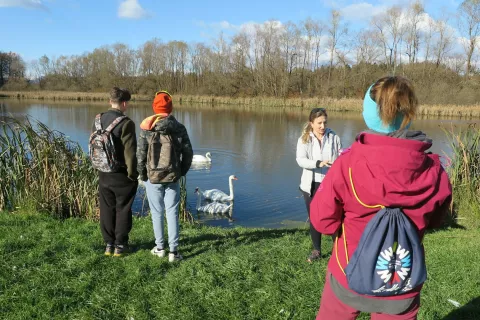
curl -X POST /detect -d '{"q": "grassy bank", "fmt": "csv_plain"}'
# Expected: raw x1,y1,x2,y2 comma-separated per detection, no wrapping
2,90,480,117
0,212,478,320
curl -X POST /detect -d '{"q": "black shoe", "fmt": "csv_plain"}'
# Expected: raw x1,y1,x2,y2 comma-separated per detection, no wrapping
113,245,132,257
307,250,321,263
104,243,114,256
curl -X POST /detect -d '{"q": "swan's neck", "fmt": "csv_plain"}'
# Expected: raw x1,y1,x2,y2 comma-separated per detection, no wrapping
229,178,234,198
196,192,201,210
206,153,211,161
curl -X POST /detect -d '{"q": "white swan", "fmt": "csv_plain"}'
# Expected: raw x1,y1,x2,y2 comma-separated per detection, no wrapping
197,175,237,202
192,152,212,163
195,188,233,214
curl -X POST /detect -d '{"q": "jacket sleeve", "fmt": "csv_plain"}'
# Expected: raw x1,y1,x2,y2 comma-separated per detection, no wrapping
179,126,193,176
310,160,344,235
136,129,148,181
334,135,342,158
121,119,138,181
427,167,453,229
296,138,317,169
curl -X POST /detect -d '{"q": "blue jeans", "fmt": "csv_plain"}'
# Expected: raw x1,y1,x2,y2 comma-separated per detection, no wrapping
144,180,180,252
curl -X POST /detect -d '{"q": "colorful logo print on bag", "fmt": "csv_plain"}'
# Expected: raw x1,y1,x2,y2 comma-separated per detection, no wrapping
373,242,413,294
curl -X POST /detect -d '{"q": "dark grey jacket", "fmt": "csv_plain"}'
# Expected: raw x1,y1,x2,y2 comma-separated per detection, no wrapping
137,114,193,181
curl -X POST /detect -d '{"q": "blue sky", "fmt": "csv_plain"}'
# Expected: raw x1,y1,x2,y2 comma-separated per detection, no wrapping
0,0,461,64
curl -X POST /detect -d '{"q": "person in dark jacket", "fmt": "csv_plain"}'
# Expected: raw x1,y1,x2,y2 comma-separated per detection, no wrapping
137,91,193,263
91,87,138,257
311,76,452,319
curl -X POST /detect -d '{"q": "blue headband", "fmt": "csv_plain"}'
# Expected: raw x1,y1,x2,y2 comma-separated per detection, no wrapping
362,84,410,133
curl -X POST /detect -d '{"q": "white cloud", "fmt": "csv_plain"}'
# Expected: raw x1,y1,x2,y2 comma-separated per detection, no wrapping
195,20,240,33
196,19,284,38
0,0,48,10
118,0,149,20
217,20,237,30
340,2,388,21
240,20,283,35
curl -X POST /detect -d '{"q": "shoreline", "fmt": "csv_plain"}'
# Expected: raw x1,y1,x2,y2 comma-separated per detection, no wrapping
2,90,480,117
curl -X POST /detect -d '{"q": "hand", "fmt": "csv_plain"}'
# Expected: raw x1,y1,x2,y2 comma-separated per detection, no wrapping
318,161,332,168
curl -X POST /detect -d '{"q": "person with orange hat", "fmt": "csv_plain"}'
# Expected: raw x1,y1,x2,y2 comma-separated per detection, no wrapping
137,90,193,262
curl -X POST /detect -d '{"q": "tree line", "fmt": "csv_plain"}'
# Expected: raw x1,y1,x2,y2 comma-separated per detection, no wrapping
2,0,480,105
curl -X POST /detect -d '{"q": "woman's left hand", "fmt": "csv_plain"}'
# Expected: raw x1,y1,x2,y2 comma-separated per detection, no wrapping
318,161,332,168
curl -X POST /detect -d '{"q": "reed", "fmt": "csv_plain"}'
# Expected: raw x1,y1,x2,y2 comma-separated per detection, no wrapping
179,176,194,223
0,115,98,219
179,96,480,117
0,91,152,102
443,123,480,227
3,91,480,117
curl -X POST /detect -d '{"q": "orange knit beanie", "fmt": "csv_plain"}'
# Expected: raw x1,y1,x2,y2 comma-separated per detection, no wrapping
152,91,172,115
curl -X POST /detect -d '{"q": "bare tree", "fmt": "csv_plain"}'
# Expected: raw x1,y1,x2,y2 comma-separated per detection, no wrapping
433,19,454,67
405,1,425,63
310,20,324,70
281,22,300,74
458,0,480,75
111,43,137,77
355,29,381,64
139,38,163,75
423,16,436,62
372,6,405,73
327,10,347,89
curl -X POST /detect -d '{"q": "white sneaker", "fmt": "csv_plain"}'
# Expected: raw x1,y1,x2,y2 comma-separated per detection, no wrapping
168,252,183,262
150,247,166,257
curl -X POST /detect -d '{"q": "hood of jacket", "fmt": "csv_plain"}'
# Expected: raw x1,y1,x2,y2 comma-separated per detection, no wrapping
140,114,183,134
348,131,440,209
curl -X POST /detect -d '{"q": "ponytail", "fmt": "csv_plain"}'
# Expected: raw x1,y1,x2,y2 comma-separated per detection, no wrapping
301,122,312,144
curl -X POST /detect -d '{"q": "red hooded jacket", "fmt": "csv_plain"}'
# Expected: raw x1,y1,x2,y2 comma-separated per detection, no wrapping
310,132,452,300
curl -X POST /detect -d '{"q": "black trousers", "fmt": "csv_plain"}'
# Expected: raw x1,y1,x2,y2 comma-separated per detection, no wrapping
98,172,138,246
301,182,322,252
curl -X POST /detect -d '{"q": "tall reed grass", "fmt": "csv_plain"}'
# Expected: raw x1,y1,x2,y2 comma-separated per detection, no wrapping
0,115,98,219
179,176,194,223
443,123,480,227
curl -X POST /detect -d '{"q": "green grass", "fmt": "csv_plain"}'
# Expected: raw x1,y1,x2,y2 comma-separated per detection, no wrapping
0,213,479,320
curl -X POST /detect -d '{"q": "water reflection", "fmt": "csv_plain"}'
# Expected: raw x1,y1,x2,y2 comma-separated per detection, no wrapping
189,160,212,172
1,99,476,228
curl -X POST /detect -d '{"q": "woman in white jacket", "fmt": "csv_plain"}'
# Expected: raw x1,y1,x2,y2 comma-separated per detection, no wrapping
296,108,341,262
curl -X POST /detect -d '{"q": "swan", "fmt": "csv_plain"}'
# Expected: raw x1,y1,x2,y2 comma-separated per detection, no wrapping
192,152,212,163
194,188,233,214
197,175,238,202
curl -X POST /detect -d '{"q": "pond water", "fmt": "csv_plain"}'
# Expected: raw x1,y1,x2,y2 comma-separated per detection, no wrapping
1,100,474,228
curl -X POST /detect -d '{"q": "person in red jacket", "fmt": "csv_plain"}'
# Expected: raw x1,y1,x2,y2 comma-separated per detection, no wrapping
310,76,452,319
